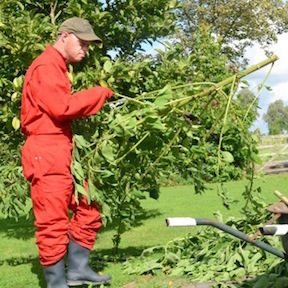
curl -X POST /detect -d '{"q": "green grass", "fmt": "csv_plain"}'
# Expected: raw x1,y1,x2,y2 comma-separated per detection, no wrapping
1,174,288,287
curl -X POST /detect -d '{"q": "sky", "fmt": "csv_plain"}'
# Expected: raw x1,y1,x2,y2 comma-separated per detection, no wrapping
244,33,288,134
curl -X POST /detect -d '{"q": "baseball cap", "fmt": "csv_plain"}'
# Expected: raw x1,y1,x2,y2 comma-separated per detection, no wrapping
58,17,102,43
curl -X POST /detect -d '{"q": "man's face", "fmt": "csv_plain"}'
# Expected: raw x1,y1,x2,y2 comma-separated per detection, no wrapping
63,33,91,63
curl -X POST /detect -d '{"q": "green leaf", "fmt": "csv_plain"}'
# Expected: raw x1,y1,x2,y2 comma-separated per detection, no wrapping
170,266,184,276
275,277,288,287
127,117,137,129
145,117,166,131
12,117,20,130
100,202,111,225
154,95,171,109
139,260,163,274
100,141,115,163
72,161,85,180
103,60,112,73
133,189,146,199
251,152,262,165
247,252,262,271
100,169,114,178
252,275,270,288
157,85,172,96
74,134,89,148
99,79,108,88
154,85,172,109
75,183,87,195
166,252,180,263
221,151,234,163
230,267,246,278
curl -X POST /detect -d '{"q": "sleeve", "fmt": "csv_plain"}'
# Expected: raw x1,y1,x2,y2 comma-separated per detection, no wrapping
31,63,113,121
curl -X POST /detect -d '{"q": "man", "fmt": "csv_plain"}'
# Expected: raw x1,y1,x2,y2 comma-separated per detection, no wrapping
21,17,113,287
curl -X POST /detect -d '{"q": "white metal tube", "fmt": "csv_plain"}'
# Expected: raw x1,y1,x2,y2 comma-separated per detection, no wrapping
262,224,288,236
165,217,197,227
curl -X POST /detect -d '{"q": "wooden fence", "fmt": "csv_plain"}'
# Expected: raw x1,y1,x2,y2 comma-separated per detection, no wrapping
257,134,288,174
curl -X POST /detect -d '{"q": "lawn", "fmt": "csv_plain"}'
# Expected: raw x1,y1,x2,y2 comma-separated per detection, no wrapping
1,174,288,287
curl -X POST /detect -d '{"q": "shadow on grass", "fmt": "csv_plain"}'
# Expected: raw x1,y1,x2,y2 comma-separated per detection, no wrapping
0,255,46,288
0,207,161,242
103,208,162,232
92,245,154,261
1,196,162,239
0,207,163,287
1,251,115,288
0,214,35,240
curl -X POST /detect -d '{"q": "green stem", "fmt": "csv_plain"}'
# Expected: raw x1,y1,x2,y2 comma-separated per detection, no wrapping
113,92,148,105
142,128,182,178
135,82,218,98
243,61,275,121
216,75,238,177
167,55,279,108
116,132,150,164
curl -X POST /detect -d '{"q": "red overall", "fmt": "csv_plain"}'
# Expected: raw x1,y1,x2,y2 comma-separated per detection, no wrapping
21,46,111,267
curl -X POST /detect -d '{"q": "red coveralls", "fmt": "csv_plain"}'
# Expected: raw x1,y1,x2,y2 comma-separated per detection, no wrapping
21,46,110,267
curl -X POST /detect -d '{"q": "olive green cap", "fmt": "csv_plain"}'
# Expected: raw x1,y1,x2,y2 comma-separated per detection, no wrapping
58,17,102,43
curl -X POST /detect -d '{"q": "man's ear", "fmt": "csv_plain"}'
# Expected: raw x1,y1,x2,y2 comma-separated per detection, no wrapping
61,32,69,43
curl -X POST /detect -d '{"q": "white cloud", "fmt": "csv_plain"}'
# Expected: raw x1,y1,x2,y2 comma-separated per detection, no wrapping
246,33,288,76
269,82,288,103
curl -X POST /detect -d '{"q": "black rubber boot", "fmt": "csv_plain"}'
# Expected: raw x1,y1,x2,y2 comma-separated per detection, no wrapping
67,240,111,286
43,259,68,288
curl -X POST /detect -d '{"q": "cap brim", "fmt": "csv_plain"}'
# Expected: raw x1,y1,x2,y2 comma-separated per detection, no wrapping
76,32,102,43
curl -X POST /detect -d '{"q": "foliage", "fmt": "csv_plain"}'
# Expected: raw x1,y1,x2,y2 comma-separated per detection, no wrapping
122,170,286,287
0,139,29,218
263,99,288,135
71,55,273,251
0,0,179,219
123,212,287,287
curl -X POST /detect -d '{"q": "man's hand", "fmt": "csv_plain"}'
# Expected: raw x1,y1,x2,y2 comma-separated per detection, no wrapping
103,87,114,99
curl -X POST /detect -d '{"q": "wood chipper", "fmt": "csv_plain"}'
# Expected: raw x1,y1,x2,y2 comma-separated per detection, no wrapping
166,190,288,261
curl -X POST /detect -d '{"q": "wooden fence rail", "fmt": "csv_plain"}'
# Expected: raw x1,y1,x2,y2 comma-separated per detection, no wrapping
257,134,288,174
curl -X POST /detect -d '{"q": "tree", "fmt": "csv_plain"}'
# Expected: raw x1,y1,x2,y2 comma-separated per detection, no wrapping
0,0,274,251
235,88,259,123
0,0,179,220
263,99,288,134
175,0,288,65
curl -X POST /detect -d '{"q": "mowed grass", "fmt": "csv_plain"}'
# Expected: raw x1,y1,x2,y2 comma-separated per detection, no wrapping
1,174,288,287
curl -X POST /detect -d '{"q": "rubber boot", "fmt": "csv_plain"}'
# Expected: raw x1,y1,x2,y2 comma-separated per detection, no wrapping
67,240,111,286
43,259,68,288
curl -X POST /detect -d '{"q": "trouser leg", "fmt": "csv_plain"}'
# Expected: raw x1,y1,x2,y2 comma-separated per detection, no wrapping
31,180,72,266
26,138,73,266
23,136,74,286
68,195,102,249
